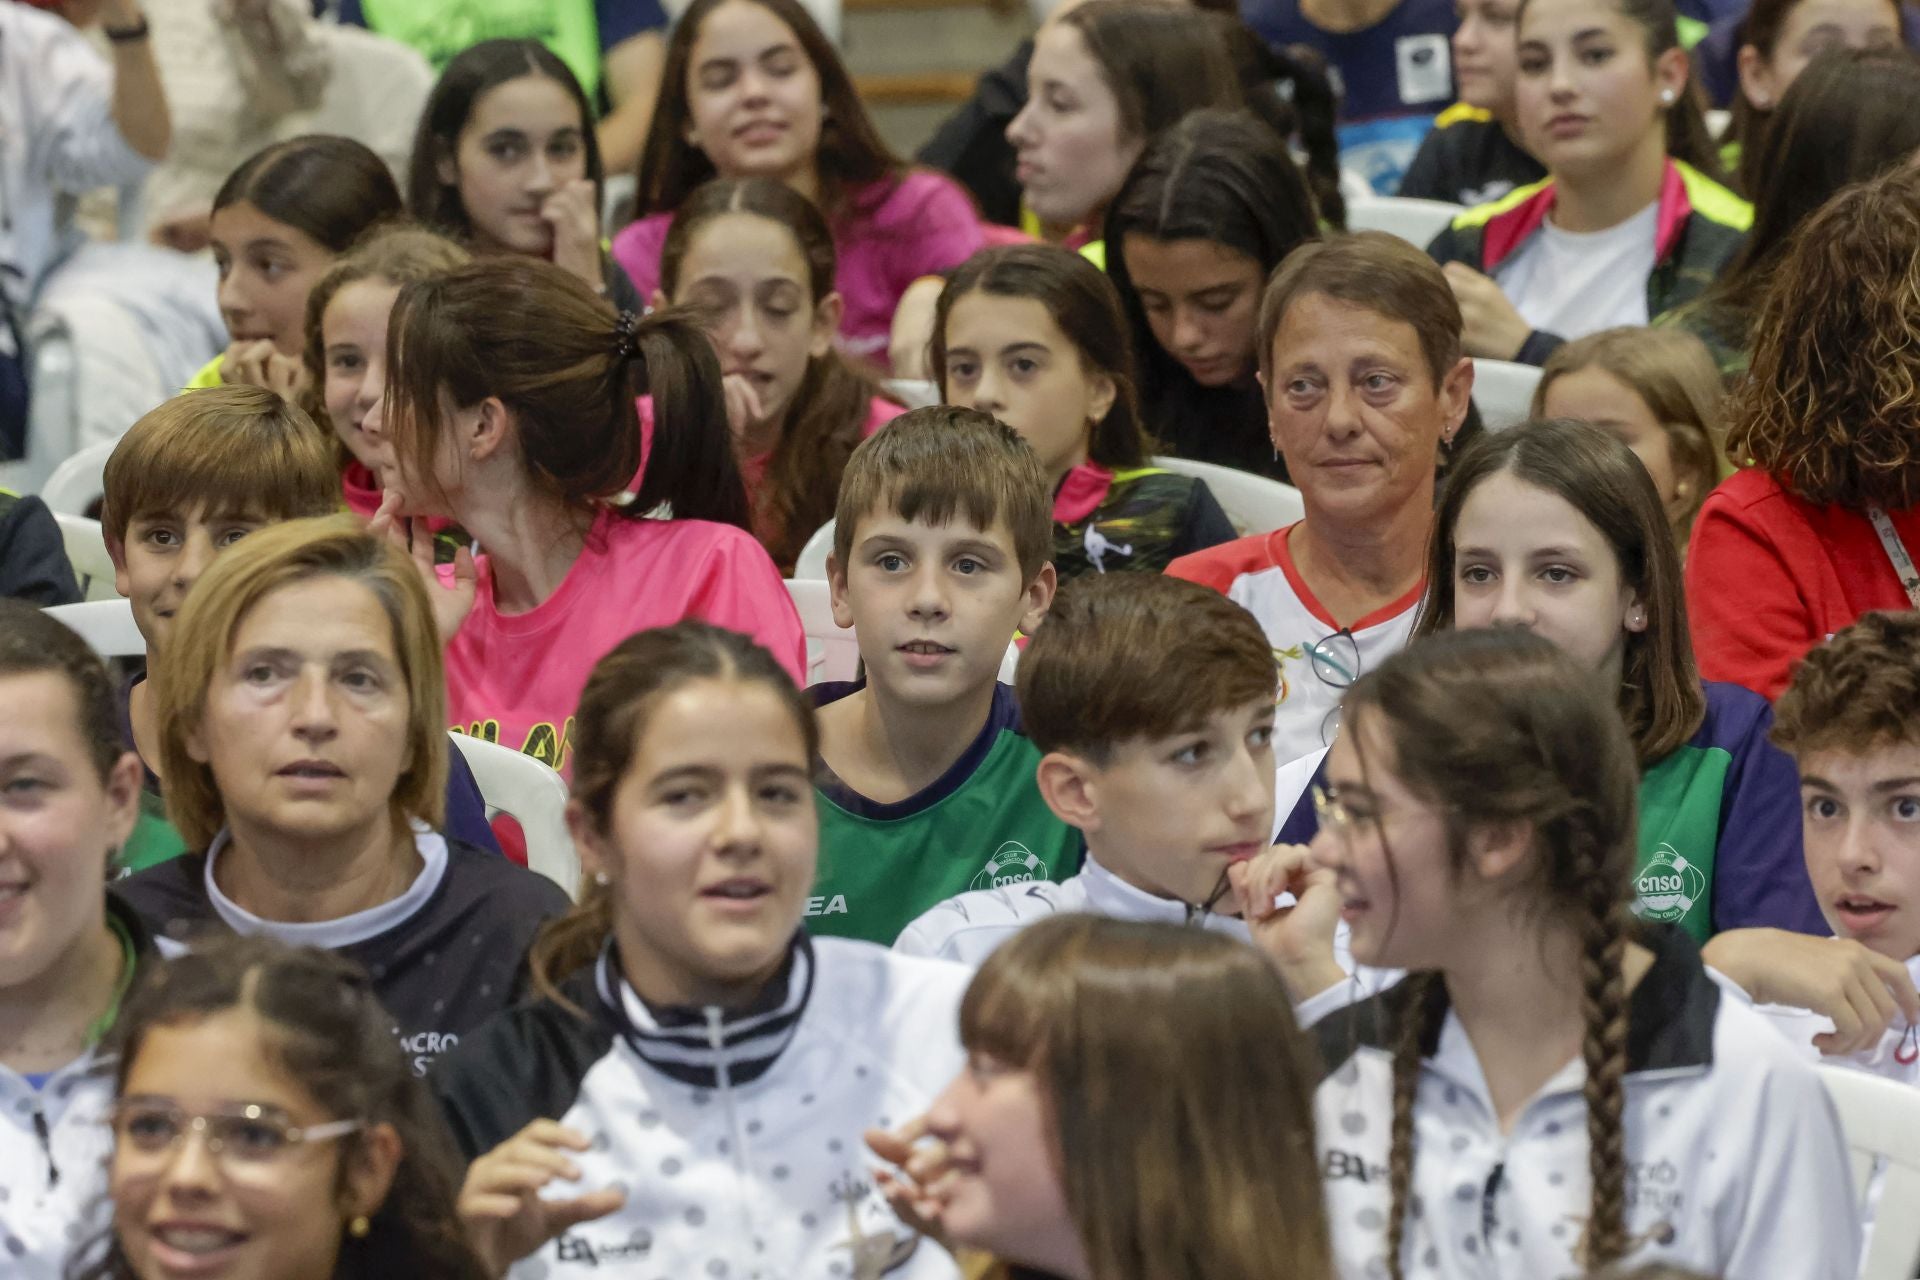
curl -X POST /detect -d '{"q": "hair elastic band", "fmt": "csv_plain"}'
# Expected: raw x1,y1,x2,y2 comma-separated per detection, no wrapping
612,310,642,360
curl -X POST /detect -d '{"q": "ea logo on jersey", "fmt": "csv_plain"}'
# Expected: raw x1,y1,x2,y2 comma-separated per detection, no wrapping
1632,846,1705,923
972,840,1048,892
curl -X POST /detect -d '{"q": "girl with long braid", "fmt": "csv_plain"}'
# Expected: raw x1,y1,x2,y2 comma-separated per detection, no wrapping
1231,627,1858,1279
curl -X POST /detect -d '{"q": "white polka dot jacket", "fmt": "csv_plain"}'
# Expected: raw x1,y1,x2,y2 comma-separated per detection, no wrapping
1307,924,1863,1280
433,930,972,1280
0,897,156,1279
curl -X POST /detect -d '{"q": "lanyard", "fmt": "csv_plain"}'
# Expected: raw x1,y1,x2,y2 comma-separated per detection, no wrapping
1867,506,1920,610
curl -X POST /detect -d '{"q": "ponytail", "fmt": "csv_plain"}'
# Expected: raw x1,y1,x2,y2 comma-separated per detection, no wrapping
384,257,749,530
1209,17,1346,229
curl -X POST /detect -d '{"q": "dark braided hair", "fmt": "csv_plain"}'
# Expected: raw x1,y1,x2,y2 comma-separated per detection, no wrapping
1346,628,1639,1278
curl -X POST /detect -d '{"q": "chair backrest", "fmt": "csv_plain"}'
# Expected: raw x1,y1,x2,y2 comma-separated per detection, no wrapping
1345,196,1463,249
881,378,940,409
785,578,859,684
40,438,117,516
1472,358,1544,431
794,519,836,581
56,513,122,602
1819,1064,1920,1280
446,732,580,900
1149,456,1305,535
43,599,146,658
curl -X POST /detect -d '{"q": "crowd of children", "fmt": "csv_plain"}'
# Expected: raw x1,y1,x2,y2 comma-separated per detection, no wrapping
3,0,1919,1276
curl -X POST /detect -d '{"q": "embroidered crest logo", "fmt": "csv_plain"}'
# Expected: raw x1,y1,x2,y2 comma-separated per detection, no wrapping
971,840,1048,892
1631,845,1705,924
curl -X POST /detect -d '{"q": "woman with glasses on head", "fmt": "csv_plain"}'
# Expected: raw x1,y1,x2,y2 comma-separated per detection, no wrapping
1168,232,1474,768
81,935,490,1280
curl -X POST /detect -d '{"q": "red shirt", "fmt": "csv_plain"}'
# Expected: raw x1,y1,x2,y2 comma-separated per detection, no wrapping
1685,468,1920,699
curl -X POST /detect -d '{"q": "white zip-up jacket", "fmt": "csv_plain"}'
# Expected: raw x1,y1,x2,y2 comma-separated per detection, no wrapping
433,931,969,1280
0,3,151,309
1310,924,1862,1280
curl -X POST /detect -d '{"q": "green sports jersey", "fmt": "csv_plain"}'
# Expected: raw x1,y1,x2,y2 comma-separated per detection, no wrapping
809,682,1083,945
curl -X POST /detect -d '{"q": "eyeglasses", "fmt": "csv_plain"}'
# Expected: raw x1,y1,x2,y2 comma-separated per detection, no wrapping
1311,785,1356,835
109,1100,362,1167
1307,629,1361,746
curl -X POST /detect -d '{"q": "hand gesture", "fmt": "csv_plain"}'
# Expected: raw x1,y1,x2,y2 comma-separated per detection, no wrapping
1441,263,1533,361
542,179,604,291
1229,842,1349,1002
368,489,477,643
458,1120,626,1277
721,372,766,442
219,339,309,401
1705,928,1920,1056
865,1117,956,1251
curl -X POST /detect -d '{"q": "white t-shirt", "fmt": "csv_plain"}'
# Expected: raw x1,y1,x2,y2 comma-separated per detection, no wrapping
1494,199,1660,340
1168,527,1423,768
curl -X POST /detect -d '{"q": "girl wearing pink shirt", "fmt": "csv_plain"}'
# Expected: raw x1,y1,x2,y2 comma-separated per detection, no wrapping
371,256,806,775
612,0,985,370
653,177,903,572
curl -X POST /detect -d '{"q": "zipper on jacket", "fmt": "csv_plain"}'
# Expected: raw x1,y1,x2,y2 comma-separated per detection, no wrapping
1479,1160,1504,1247
706,1007,761,1279
32,1104,60,1186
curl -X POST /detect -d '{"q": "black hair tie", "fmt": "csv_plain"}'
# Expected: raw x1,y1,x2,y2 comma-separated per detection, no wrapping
612,310,642,359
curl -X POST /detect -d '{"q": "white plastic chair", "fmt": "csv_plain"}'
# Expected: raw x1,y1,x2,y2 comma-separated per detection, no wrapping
1705,108,1732,140
1345,196,1463,249
1818,1064,1920,1280
40,439,116,516
446,732,580,900
55,513,121,603
1150,456,1305,536
1472,358,1545,431
793,520,835,581
881,378,940,409
43,599,145,657
785,577,861,684
1339,168,1377,205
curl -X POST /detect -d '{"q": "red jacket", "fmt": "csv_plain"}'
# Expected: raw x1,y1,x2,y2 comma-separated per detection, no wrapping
1685,468,1920,698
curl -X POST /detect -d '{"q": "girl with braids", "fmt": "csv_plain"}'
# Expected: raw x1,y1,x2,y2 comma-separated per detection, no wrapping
1103,109,1320,482
434,621,970,1280
368,255,804,777
652,177,903,573
1428,0,1750,366
1411,419,1823,940
1234,627,1857,1280
81,936,489,1280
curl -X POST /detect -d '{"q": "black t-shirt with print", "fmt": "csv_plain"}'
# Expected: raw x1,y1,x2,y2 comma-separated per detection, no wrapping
112,836,570,1075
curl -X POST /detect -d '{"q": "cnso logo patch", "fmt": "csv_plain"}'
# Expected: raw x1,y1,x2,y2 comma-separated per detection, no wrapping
971,841,1048,892
1632,846,1705,923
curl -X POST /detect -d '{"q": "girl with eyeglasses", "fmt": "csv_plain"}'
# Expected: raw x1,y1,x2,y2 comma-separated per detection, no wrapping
1237,627,1857,1279
82,935,489,1280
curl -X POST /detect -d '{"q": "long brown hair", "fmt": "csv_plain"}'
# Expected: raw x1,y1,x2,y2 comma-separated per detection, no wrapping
214,135,402,255
961,914,1333,1280
1343,628,1640,1279
1728,161,1920,511
1054,1,1245,148
528,621,819,1006
634,0,901,219
1413,418,1706,766
82,936,490,1280
930,244,1153,470
1516,0,1724,181
384,256,750,528
658,177,889,570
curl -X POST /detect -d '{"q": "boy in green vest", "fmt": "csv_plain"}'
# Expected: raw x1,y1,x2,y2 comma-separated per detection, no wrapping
809,406,1081,944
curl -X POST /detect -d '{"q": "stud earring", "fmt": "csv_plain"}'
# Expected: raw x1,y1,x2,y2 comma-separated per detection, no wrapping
594,871,611,887
348,1216,370,1239
1659,88,1676,105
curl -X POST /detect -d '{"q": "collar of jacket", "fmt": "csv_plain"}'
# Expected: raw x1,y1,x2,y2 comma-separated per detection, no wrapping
596,930,816,1089
1471,159,1748,277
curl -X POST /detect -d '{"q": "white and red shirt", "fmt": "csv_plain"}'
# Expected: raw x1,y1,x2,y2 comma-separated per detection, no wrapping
1169,526,1422,768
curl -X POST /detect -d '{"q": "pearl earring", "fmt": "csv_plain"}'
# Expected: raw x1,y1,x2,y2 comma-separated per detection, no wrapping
594,871,611,887
1660,89,1676,105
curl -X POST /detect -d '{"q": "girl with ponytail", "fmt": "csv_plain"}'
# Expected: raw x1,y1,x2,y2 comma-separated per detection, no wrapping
435,621,970,1280
371,256,804,777
1235,627,1858,1279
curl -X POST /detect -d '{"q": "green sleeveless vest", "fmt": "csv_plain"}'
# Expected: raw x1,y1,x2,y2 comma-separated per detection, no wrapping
360,0,603,100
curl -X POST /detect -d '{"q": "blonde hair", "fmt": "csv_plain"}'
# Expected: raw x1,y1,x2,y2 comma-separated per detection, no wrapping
961,915,1333,1280
1534,327,1726,543
101,387,339,547
152,515,448,850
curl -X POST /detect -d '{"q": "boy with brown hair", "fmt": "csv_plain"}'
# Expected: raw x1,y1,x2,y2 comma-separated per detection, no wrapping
102,385,493,868
895,572,1285,964
813,405,1077,944
1705,610,1920,1067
